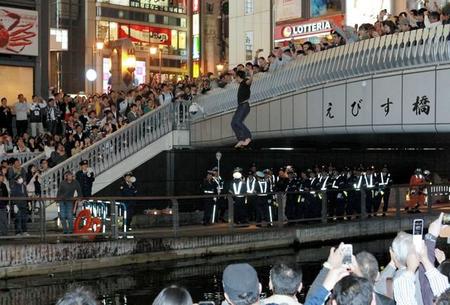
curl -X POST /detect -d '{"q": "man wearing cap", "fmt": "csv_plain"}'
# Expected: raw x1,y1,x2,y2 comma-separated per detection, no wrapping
76,160,95,198
57,171,82,234
10,175,29,236
202,170,218,225
229,170,248,224
120,172,138,230
0,172,9,235
285,169,300,222
255,171,270,226
222,263,262,305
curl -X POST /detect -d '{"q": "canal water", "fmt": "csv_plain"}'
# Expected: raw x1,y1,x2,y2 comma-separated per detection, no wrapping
0,236,442,305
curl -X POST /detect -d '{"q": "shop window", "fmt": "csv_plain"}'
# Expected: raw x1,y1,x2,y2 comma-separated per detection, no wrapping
244,0,253,15
311,0,342,17
179,31,186,49
96,20,109,41
244,31,253,61
109,22,118,40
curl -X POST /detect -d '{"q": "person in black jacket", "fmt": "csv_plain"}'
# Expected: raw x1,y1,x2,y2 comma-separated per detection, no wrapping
0,172,9,235
75,160,95,198
29,95,45,137
10,175,29,236
0,97,13,136
120,172,138,230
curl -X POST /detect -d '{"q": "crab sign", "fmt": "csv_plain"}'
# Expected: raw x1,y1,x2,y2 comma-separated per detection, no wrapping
0,9,36,54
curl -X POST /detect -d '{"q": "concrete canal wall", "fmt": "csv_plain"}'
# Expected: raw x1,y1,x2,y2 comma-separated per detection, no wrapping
0,214,437,279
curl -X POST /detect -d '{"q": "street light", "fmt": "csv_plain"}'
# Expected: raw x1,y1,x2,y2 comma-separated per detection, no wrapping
216,64,224,74
149,45,163,82
149,46,158,55
126,53,136,73
96,41,104,51
86,69,98,82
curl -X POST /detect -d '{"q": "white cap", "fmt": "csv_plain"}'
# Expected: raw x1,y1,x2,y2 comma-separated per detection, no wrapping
233,172,242,179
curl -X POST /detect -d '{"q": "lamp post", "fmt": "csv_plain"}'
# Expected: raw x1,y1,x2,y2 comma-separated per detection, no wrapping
150,46,158,82
126,52,136,87
90,41,104,94
216,63,224,76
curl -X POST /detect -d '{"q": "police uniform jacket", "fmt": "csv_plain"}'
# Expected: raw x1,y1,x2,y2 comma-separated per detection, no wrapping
76,170,95,197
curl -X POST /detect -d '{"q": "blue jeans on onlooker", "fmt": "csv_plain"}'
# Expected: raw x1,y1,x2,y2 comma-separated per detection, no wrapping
59,201,74,234
231,102,251,141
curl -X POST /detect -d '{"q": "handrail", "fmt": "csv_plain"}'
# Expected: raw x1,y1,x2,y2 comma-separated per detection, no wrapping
21,151,47,169
194,24,450,118
40,102,190,197
0,151,41,164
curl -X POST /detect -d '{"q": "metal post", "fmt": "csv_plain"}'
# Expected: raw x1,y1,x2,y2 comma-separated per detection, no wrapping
159,49,162,81
395,187,401,219
171,199,179,236
40,199,46,242
227,194,234,229
321,191,328,224
277,193,284,228
427,185,432,214
360,190,367,219
111,200,118,239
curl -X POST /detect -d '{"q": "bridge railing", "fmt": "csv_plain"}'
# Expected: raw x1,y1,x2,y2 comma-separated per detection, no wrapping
0,183,447,241
40,102,190,197
0,151,42,164
195,25,450,117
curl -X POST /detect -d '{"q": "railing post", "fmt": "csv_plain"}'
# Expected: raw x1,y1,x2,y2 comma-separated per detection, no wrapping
427,185,432,214
227,194,234,229
321,191,328,224
111,200,118,239
395,187,401,219
277,193,284,228
40,198,46,242
360,190,367,219
171,199,179,236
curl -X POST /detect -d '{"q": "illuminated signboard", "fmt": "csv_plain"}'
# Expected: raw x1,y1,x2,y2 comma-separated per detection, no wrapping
193,35,200,59
274,14,344,41
119,24,172,45
193,13,200,35
193,0,199,12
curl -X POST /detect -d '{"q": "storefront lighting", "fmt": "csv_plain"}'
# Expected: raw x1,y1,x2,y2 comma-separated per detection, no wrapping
149,46,158,55
216,64,224,73
96,41,104,50
86,69,98,82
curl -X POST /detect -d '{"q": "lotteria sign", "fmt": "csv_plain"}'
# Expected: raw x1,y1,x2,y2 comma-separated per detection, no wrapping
274,14,344,42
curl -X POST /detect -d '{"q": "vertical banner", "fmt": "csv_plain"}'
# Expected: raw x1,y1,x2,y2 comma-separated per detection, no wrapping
0,7,38,56
346,79,372,133
402,71,436,132
373,75,402,132
323,84,346,133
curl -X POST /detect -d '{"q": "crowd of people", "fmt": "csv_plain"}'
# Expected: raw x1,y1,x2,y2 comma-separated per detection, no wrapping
55,213,450,305
213,3,450,92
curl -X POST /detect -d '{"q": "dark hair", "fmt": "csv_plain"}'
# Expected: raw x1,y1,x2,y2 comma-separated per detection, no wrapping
56,287,98,305
236,70,246,80
418,8,428,16
438,260,450,281
410,9,418,16
383,20,397,34
399,11,407,17
332,276,373,305
270,263,302,296
355,251,379,284
437,288,450,305
430,11,441,21
152,286,193,305
245,62,253,67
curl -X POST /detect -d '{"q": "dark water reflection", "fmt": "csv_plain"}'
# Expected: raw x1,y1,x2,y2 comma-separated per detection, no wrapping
0,237,425,305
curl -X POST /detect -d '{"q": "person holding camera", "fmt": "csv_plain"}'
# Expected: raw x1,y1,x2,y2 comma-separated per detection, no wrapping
76,160,95,198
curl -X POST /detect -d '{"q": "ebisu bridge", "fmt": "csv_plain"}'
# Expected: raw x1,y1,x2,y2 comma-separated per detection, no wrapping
2,25,450,283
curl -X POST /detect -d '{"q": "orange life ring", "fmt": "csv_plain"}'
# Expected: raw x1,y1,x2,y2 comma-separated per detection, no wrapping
73,209,93,234
88,217,102,240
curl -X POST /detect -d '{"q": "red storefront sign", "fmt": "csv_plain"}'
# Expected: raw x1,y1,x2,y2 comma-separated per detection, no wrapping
119,24,171,45
274,14,344,42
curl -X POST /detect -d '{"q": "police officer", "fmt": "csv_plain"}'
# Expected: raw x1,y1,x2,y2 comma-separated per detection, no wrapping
120,172,138,230
363,166,377,217
333,169,348,219
246,169,257,221
75,160,95,198
255,171,270,226
202,170,217,225
285,169,300,222
229,169,247,224
211,167,226,222
376,165,392,216
347,167,364,218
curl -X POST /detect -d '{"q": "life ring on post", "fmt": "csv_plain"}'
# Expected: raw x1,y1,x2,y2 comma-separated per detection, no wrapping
88,217,103,240
73,209,93,234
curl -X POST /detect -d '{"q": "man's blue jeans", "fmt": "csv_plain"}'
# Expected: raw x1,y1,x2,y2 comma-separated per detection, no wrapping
231,102,251,141
60,201,74,234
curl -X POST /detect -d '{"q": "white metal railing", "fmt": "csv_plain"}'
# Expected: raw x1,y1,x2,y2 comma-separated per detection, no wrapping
0,151,41,164
21,151,47,169
195,24,450,117
40,102,190,196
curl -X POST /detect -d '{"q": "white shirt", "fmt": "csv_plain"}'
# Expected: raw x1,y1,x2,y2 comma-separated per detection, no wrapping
15,102,29,121
262,294,301,305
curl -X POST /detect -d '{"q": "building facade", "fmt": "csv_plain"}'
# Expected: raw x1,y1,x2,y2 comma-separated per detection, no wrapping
85,0,192,93
0,0,49,101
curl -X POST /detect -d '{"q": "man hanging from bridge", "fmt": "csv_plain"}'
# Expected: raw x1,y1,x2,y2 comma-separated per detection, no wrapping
231,70,253,148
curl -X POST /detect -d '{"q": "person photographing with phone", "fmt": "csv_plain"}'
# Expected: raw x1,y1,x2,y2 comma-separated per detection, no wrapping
231,70,253,148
